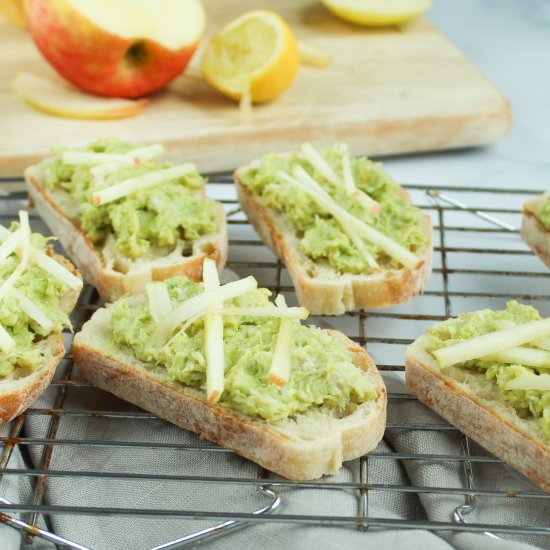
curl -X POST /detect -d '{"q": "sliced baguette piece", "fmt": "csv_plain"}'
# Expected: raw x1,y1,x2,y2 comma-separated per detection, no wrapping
406,334,550,493
0,250,81,423
73,305,387,481
234,163,433,315
521,193,550,270
25,161,228,303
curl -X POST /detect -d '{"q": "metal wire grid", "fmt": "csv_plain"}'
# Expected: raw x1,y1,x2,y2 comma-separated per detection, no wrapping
0,175,547,549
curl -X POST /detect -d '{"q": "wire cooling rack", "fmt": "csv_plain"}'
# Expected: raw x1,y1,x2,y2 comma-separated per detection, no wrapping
0,174,548,550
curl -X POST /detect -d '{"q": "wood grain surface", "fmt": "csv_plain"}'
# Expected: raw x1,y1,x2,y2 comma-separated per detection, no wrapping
0,0,512,176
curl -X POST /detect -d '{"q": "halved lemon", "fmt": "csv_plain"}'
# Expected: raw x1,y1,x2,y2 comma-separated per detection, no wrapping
200,10,300,104
321,0,432,26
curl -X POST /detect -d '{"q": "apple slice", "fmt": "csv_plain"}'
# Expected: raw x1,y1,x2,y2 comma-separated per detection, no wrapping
11,72,147,120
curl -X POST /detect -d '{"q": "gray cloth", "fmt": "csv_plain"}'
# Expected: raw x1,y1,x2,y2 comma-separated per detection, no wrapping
0,369,547,550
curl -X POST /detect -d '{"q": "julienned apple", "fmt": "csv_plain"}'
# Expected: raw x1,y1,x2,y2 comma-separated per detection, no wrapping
25,0,206,98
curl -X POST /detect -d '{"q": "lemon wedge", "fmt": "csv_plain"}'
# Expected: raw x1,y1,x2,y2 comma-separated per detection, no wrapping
322,0,432,26
200,10,300,104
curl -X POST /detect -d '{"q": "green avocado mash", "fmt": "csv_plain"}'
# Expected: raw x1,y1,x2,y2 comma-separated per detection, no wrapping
426,301,550,441
0,225,71,377
239,144,426,273
110,276,377,422
43,138,217,264
536,195,550,230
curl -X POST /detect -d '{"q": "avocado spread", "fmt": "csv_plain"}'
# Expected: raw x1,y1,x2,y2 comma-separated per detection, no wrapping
426,301,550,441
0,226,71,377
239,144,426,273
536,195,550,230
110,276,377,422
43,138,217,264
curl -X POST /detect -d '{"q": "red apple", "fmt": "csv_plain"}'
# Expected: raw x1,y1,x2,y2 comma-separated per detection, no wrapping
25,0,206,98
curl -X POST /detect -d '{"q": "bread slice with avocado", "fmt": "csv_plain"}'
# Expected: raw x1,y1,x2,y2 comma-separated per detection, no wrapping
0,213,82,423
25,138,227,303
406,301,550,493
234,143,433,315
73,264,387,480
521,192,550,270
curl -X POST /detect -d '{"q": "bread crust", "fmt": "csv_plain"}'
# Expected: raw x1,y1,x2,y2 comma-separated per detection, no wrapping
73,307,387,481
0,334,64,423
521,195,550,270
0,251,81,423
233,167,433,315
25,162,228,302
405,336,550,493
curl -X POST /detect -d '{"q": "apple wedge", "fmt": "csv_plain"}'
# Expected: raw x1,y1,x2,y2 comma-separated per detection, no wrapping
11,72,147,120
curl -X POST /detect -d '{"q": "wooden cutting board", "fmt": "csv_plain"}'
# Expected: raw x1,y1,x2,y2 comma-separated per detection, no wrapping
0,0,511,176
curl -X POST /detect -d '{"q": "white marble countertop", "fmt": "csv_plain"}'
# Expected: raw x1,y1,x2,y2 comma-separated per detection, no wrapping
383,0,549,193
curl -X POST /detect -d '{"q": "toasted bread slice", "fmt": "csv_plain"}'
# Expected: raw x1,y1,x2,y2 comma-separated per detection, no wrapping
0,251,81,423
406,334,550,493
73,305,387,481
234,164,432,315
521,193,550,270
25,161,228,302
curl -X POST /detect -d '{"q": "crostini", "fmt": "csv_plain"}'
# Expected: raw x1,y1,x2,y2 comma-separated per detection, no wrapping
74,259,387,480
522,191,550,269
406,301,550,493
0,211,82,422
234,143,432,315
25,138,227,302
